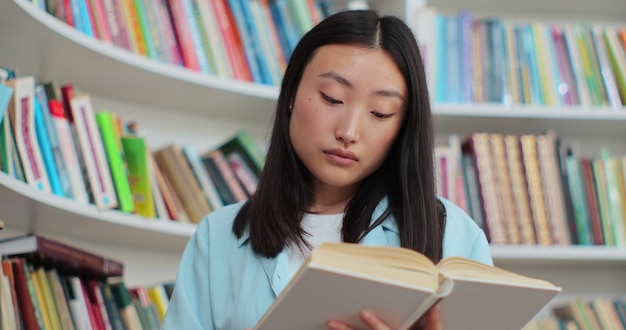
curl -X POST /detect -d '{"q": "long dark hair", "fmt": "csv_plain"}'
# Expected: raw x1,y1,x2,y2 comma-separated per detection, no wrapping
233,9,445,262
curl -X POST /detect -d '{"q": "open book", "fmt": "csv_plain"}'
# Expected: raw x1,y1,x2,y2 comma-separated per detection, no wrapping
254,242,561,330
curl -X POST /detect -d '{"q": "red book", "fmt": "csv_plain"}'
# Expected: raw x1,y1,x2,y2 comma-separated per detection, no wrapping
62,0,74,27
212,0,252,81
581,157,605,245
166,0,200,71
10,258,42,330
88,0,113,43
0,234,124,277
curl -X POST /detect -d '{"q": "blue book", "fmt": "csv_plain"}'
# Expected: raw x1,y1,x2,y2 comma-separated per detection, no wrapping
485,18,507,103
34,98,63,197
180,0,212,74
0,83,14,124
270,0,301,58
35,85,73,199
521,25,544,105
238,0,275,85
228,0,264,84
458,11,474,102
69,0,85,34
434,13,448,103
443,15,461,103
77,0,94,37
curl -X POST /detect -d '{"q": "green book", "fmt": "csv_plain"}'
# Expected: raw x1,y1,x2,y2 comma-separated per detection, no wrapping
219,130,265,176
95,112,134,213
565,156,593,245
121,136,155,218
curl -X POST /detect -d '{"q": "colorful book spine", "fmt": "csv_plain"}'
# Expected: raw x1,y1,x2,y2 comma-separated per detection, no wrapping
48,100,89,204
121,0,147,55
212,0,252,81
197,0,234,78
182,144,224,210
269,0,300,57
154,0,184,66
249,0,283,85
69,94,118,210
7,77,51,193
35,84,73,199
121,136,156,218
166,0,201,71
191,0,220,74
565,155,593,245
95,111,135,213
135,0,158,58
88,0,112,43
227,0,265,83
140,0,169,62
34,97,64,197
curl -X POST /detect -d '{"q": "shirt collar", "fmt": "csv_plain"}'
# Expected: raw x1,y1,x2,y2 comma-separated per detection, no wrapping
236,198,397,248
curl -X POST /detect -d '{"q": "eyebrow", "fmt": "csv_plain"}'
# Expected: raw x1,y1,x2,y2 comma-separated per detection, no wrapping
319,71,406,102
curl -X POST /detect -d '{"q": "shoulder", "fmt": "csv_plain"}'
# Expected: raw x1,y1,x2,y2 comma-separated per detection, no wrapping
195,201,247,246
439,198,493,265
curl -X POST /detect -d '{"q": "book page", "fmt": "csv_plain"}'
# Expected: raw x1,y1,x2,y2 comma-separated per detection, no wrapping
437,257,557,288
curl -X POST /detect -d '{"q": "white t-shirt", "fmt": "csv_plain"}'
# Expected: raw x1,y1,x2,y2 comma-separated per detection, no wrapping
287,213,343,276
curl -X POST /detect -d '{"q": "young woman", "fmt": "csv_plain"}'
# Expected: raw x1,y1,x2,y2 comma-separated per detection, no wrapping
162,9,492,330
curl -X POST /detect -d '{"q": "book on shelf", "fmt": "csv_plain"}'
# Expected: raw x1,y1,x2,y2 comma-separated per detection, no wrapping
48,99,90,205
0,234,124,277
34,84,73,199
182,144,224,210
121,135,155,218
68,93,119,211
96,111,135,213
33,96,64,197
218,130,265,176
7,76,52,193
461,132,507,244
202,148,248,204
154,144,212,223
254,242,561,330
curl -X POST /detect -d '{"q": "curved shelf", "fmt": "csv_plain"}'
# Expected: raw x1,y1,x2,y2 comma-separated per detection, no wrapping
490,245,626,265
0,172,196,251
427,0,626,22
0,0,278,123
2,0,625,133
433,103,626,139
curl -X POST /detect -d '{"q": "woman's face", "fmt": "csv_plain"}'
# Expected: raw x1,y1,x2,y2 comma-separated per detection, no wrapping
289,44,407,206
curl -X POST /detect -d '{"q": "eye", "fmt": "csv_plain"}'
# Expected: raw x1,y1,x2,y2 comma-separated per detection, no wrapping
371,111,395,119
320,92,343,105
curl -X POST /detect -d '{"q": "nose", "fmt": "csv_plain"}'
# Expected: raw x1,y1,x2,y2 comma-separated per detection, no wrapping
335,108,361,145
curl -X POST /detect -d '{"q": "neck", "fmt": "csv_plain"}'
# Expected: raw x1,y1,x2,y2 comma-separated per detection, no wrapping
309,183,355,214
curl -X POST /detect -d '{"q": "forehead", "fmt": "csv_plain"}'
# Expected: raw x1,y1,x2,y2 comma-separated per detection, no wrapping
302,44,407,97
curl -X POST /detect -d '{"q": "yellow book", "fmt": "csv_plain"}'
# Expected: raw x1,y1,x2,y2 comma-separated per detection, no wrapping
34,267,63,330
254,242,561,330
146,285,170,323
29,266,53,330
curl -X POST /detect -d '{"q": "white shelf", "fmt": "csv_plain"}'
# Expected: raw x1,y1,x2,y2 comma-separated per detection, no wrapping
0,0,278,123
433,104,626,141
0,172,196,251
426,0,626,22
491,245,626,265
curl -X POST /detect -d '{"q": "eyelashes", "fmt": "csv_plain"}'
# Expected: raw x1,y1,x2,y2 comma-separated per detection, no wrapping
319,91,397,120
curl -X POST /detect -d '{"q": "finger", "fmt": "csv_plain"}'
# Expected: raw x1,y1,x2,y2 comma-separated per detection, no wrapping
423,306,442,330
360,310,391,330
327,320,354,330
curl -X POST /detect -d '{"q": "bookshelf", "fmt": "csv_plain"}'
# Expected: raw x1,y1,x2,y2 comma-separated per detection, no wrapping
0,0,624,317
387,0,626,319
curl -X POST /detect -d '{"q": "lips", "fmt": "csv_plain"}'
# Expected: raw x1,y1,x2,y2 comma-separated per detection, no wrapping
324,149,358,161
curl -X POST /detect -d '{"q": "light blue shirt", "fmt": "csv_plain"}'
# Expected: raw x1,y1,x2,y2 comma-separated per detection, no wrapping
162,198,492,329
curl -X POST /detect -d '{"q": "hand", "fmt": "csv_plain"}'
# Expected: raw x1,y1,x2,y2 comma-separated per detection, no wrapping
326,306,441,330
